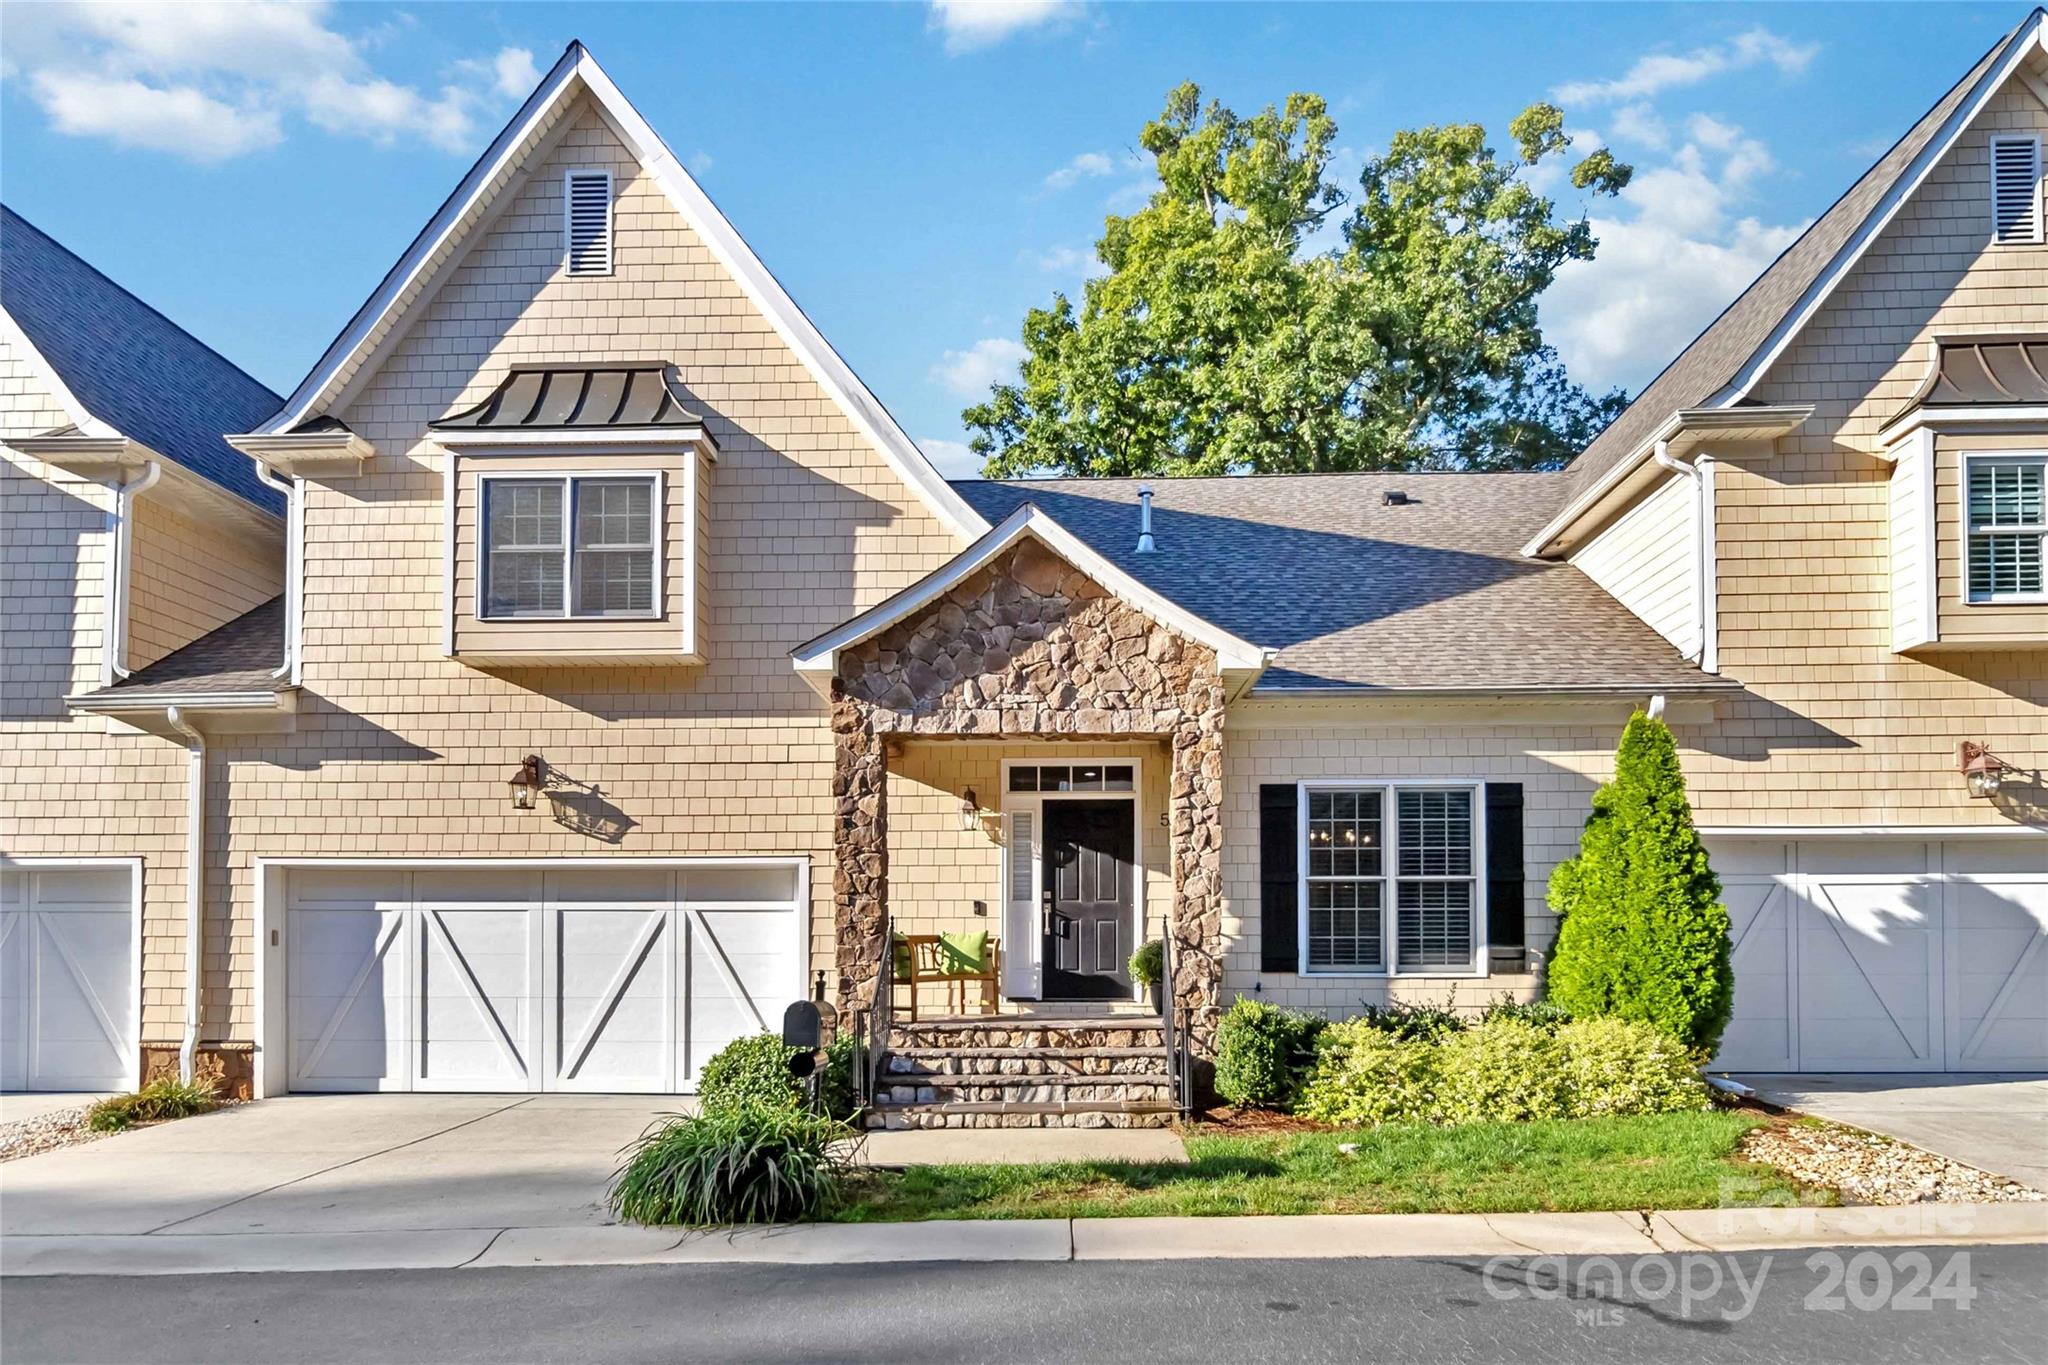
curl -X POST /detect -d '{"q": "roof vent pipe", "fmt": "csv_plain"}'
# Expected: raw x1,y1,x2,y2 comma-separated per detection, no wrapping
1135,484,1156,553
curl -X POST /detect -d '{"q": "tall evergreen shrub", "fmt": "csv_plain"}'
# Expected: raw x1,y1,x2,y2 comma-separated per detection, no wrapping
1546,712,1733,1054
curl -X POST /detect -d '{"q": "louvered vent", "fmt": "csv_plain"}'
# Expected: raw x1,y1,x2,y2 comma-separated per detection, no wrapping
564,170,613,276
1991,136,2041,245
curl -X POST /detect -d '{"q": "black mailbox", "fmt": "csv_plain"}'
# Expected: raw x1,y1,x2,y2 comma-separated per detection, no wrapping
783,1000,824,1051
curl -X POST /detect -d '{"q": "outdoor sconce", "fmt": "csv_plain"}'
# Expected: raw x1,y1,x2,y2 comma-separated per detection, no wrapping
509,755,545,810
1958,742,2014,800
960,787,980,832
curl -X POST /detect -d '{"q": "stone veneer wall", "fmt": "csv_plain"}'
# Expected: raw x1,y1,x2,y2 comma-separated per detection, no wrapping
831,536,1228,1046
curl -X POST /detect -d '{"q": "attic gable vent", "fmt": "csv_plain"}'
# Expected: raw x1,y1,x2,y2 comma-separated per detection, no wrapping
1991,135,2041,245
564,169,614,276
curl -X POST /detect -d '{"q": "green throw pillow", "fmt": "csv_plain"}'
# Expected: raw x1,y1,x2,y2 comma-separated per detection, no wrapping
892,932,912,978
938,930,988,976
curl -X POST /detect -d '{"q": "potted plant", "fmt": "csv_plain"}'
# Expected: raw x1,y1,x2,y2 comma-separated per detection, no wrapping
1129,939,1165,1014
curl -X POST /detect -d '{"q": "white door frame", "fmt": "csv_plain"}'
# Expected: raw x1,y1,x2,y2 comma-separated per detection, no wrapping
0,857,144,1092
998,759,1145,1004
254,855,808,1098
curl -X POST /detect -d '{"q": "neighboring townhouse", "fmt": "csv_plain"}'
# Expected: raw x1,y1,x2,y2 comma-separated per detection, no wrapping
1,19,2041,1120
1,206,287,1092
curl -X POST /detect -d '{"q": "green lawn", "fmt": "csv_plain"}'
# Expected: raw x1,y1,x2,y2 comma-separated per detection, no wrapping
835,1111,1808,1221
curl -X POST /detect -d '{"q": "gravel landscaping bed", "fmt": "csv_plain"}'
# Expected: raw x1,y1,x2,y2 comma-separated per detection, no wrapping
1741,1118,2043,1205
0,1104,111,1163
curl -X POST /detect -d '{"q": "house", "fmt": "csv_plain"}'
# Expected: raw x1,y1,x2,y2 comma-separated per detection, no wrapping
1,19,2042,1124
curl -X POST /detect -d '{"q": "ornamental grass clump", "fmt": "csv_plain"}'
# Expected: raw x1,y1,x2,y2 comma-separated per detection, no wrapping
610,1104,853,1227
85,1075,220,1133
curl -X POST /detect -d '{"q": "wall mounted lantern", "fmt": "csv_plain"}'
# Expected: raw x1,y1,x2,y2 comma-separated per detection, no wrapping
1958,742,2013,800
510,755,546,810
960,787,980,832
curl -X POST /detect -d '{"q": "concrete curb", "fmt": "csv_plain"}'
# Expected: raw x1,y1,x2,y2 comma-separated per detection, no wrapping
4,1203,2043,1278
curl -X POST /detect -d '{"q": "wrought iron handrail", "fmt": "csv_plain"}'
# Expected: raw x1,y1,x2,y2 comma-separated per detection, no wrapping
1160,924,1192,1114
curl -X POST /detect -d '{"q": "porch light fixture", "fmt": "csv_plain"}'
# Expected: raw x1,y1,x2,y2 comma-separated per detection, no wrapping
960,787,980,832
1958,742,2014,800
509,755,546,810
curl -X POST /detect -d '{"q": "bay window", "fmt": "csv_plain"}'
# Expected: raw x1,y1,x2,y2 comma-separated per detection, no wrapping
1965,454,2046,602
482,473,660,619
1303,782,1481,975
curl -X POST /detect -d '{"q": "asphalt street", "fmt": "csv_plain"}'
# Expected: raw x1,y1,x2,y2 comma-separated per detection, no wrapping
4,1244,2044,1364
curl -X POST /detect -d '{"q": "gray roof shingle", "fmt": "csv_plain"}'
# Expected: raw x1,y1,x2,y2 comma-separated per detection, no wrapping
80,596,285,701
1562,18,2024,503
952,475,1727,693
0,205,285,515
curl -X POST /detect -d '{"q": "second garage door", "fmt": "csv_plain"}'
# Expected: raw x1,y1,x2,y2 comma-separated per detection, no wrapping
1711,837,2047,1073
285,863,804,1093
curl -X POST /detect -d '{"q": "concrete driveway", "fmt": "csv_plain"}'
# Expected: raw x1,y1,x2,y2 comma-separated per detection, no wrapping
1730,1073,2048,1190
0,1094,686,1238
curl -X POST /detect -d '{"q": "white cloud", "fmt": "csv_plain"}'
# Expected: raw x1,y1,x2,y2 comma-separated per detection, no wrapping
1609,104,1669,151
931,337,1029,398
28,72,281,162
1552,27,1819,106
928,0,1080,55
1042,150,1113,193
1544,118,1805,392
7,1,537,162
918,437,984,479
689,150,715,176
1032,244,1107,277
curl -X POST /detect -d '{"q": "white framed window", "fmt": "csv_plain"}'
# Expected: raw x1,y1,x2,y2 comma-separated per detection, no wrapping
1300,781,1484,976
563,169,614,276
481,472,661,620
1990,135,2042,245
1963,453,2046,602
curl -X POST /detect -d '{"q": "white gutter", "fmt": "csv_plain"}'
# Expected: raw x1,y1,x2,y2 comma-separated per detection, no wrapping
105,461,163,685
165,706,206,1084
1650,441,1719,675
257,465,303,684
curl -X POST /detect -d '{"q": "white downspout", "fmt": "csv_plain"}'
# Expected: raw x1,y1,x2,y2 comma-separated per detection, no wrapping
1650,441,1718,674
257,465,301,684
166,706,206,1083
105,460,163,685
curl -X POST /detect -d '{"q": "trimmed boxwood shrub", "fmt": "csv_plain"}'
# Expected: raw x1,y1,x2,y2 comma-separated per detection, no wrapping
1214,998,1326,1109
610,1104,852,1227
698,1033,803,1114
1547,712,1733,1054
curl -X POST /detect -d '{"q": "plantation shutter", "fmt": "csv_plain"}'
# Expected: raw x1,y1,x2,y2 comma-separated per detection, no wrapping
1258,783,1300,973
1992,136,2042,245
1484,783,1526,974
565,170,614,276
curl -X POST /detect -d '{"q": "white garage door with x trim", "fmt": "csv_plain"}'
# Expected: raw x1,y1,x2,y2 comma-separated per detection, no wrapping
1,865,137,1093
283,863,804,1094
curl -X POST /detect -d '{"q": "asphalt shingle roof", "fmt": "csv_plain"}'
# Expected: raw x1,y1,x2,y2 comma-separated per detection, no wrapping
1562,19,2020,503
0,205,285,515
82,596,285,701
952,474,1727,693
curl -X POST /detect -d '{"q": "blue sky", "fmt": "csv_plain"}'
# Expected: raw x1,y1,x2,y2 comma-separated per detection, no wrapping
0,2,2029,476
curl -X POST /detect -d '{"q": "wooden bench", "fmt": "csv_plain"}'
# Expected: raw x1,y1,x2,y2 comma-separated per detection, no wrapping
893,934,1001,1020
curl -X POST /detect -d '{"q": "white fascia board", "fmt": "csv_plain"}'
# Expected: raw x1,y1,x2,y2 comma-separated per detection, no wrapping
791,502,1272,680
66,689,297,714
0,304,117,438
1700,824,2046,839
1710,15,2046,409
1877,403,2048,451
259,43,983,543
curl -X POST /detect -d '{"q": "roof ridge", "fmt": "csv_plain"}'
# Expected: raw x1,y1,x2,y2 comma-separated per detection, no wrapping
0,204,281,406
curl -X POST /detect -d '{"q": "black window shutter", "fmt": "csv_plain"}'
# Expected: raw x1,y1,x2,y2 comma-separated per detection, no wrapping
1484,783,1526,973
1258,783,1300,974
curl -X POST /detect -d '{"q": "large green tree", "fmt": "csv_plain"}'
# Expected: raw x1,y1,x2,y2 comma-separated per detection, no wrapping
966,85,1631,477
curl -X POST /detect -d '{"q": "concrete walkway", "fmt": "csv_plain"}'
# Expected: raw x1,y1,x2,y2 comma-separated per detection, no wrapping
1730,1073,2048,1190
5,1203,2042,1277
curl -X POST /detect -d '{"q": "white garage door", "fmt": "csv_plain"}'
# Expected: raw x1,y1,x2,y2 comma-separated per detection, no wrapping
284,864,804,1093
1712,837,2048,1073
1,866,137,1092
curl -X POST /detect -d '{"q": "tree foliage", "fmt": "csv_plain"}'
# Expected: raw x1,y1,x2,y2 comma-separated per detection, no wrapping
1546,713,1734,1055
967,85,1631,477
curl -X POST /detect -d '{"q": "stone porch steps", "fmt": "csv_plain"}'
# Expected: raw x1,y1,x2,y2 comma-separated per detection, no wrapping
866,1014,1178,1130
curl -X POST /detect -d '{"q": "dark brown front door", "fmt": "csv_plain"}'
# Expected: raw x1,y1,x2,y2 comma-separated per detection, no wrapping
1042,799,1134,1000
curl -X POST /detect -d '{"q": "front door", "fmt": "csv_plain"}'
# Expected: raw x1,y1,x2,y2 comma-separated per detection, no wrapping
1041,799,1134,999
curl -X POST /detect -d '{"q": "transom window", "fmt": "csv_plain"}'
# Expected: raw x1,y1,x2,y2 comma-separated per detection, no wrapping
482,475,658,619
1965,455,2046,602
1303,784,1480,974
1007,764,1135,793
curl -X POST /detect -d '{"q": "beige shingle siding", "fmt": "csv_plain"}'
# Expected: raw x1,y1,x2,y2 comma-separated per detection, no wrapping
199,98,961,1033
1569,471,1700,660
1693,74,2047,825
126,497,283,672
1934,432,2048,643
